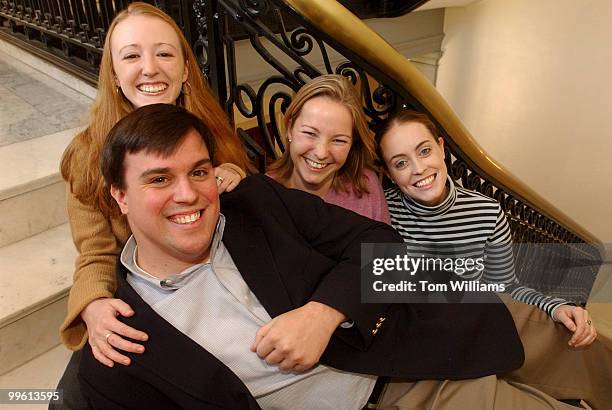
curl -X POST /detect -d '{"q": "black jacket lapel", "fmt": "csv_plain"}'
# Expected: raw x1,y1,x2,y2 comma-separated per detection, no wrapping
222,212,294,318
113,263,259,408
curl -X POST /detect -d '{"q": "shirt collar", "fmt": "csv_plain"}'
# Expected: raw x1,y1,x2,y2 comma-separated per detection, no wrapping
120,214,226,290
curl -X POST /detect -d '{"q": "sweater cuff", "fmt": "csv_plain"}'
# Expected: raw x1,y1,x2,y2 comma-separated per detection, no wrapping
60,281,115,350
550,302,573,321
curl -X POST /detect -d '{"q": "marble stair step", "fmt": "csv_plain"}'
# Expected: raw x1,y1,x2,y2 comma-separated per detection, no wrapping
0,223,75,375
0,344,72,398
0,344,72,409
0,128,80,247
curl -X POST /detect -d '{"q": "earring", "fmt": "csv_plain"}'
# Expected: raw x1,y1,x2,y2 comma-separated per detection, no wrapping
116,86,121,95
181,81,191,96
287,138,292,143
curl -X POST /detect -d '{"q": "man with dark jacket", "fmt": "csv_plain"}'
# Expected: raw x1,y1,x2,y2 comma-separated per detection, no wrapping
78,104,567,409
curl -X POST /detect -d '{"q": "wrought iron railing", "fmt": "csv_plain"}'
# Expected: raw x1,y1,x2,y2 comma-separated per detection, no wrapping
281,0,602,302
0,0,196,83
0,0,602,302
0,0,423,83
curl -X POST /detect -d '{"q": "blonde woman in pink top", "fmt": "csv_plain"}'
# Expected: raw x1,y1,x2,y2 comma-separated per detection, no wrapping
267,75,390,223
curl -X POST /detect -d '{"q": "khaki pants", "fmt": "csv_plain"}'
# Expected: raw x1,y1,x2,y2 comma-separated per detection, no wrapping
504,296,612,409
376,298,612,409
377,376,577,409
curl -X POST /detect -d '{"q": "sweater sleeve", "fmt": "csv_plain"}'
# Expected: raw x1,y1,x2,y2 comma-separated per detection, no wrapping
59,184,128,350
483,205,567,318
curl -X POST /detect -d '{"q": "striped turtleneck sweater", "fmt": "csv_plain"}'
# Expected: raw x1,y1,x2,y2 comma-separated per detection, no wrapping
385,176,567,318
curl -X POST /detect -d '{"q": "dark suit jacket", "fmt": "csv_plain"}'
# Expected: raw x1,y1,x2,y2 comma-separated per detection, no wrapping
80,175,524,409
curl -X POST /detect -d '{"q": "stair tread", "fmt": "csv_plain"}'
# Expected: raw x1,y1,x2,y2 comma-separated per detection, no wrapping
0,344,71,392
0,223,75,326
0,128,80,201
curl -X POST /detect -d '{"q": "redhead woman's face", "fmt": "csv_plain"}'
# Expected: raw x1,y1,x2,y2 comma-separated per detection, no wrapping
287,96,353,196
111,15,188,108
380,122,448,206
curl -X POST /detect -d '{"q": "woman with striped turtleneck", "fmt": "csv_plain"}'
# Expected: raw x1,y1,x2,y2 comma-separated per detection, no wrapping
374,110,609,408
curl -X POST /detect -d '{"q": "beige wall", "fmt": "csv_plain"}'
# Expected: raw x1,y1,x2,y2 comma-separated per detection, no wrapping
436,0,612,244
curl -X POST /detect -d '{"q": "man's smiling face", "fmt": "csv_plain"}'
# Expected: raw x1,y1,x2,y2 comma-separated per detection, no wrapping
111,129,220,276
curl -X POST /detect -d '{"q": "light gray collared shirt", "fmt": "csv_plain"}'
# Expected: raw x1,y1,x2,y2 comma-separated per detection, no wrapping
121,214,375,409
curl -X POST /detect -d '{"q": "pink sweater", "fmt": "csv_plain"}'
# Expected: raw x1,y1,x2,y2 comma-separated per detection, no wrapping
324,169,390,224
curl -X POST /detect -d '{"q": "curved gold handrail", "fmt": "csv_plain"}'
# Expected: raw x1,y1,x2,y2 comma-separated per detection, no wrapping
284,0,601,247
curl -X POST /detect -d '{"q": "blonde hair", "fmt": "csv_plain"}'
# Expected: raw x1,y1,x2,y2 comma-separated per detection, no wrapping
268,74,376,196
61,2,250,216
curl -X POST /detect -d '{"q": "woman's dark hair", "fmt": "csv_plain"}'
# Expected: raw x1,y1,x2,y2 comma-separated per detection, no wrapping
374,110,440,170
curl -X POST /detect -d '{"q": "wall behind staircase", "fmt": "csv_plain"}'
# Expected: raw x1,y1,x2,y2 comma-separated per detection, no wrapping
435,0,612,247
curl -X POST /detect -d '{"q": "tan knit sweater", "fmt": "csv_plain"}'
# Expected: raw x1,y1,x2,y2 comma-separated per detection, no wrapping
60,163,245,350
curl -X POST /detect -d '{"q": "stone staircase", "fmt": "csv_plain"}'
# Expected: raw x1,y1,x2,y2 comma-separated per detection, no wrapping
0,39,94,390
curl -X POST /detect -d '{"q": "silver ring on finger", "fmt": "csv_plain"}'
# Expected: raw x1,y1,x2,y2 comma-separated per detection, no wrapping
216,176,224,184
104,332,113,344
587,319,592,326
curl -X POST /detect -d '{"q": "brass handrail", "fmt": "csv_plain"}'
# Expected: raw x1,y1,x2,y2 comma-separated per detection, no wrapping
284,0,601,247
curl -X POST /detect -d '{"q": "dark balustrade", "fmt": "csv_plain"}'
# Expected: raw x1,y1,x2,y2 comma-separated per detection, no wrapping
0,0,194,83
0,0,601,302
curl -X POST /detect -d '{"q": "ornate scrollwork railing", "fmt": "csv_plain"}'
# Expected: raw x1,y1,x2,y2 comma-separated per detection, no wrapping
1,0,602,301
196,1,408,161
0,0,195,84
197,0,602,302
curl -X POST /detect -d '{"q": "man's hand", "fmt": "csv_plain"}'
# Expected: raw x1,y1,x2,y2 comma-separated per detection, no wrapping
250,301,346,372
553,305,597,348
81,298,149,367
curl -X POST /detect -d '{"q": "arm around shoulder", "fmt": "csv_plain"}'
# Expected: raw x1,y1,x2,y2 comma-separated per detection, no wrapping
60,183,130,349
